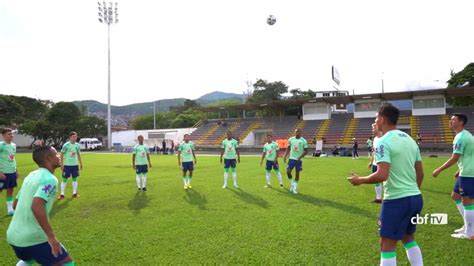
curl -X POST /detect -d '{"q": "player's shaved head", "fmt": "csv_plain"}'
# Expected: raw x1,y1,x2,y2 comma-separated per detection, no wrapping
295,128,302,138
33,146,58,167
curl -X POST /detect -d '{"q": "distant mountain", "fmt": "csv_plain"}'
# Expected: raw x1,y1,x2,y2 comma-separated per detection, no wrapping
73,98,186,116
72,91,243,127
197,91,243,103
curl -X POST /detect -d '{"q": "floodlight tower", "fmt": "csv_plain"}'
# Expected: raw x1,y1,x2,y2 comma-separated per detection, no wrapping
98,1,119,149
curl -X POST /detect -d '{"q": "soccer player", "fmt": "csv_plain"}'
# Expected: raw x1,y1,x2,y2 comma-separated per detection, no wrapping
348,104,424,266
220,131,240,189
7,146,75,266
352,138,359,159
366,136,373,157
284,128,308,194
260,133,283,188
177,134,197,190
0,128,19,216
133,135,152,191
433,113,474,240
58,132,82,200
368,123,383,204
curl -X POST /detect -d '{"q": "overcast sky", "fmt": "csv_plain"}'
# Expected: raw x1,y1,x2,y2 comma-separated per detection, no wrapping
1,0,473,106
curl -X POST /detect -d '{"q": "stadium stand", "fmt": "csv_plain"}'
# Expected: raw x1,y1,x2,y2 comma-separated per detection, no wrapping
190,107,474,146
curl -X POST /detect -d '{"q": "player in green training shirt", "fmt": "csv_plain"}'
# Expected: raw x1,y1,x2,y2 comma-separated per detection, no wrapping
260,132,283,188
220,131,240,189
283,128,308,194
433,113,474,240
58,132,83,199
133,135,152,191
7,146,75,266
348,104,424,266
0,128,20,216
177,134,197,189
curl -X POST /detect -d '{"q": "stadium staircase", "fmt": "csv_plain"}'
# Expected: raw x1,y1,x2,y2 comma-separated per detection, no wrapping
315,119,330,140
213,122,241,145
195,123,220,145
441,115,454,144
341,118,359,144
323,114,352,144
240,120,262,141
288,120,306,138
409,116,419,138
301,120,323,141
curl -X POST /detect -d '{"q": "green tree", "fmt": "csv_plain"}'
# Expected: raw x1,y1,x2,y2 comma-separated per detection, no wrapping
290,88,316,99
0,95,24,126
20,102,87,147
446,63,474,107
76,116,107,137
247,79,288,103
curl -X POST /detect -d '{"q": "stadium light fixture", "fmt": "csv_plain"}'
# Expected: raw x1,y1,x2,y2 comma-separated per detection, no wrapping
98,1,119,149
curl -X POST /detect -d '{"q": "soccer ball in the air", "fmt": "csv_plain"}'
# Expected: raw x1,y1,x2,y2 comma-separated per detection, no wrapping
267,15,276,26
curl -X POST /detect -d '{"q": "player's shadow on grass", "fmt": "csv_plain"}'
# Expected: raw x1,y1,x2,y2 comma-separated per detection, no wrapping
51,198,73,218
128,192,150,215
230,188,270,209
271,188,376,219
184,189,208,210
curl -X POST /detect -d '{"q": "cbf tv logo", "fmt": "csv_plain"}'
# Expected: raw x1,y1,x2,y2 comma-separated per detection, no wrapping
411,213,448,225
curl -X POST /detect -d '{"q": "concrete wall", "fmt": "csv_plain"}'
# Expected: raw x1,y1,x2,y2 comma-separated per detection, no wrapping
302,103,331,120
112,128,196,147
0,132,35,148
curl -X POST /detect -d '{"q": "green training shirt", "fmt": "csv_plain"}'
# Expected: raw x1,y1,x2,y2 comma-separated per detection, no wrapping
222,138,238,160
453,129,474,178
7,168,58,247
179,142,195,163
288,137,308,161
375,130,422,200
61,142,80,166
133,144,150,165
0,141,17,174
263,141,279,161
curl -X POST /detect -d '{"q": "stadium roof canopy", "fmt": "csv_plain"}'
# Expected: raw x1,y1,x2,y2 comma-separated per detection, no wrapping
197,87,474,112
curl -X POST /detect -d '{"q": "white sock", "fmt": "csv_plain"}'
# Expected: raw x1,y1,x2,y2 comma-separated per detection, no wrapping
405,241,423,266
464,207,474,237
380,252,396,266
16,260,32,266
136,175,141,188
187,177,191,185
232,172,237,186
72,181,78,194
293,181,298,192
142,174,147,188
276,171,283,184
223,172,228,186
6,201,13,212
265,172,271,185
455,200,464,218
375,184,383,200
183,177,187,186
61,181,67,195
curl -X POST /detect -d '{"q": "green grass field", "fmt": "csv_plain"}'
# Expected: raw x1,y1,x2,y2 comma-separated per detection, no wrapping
1,153,473,265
